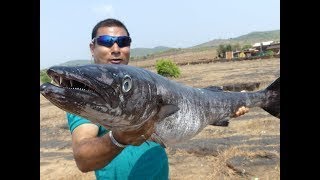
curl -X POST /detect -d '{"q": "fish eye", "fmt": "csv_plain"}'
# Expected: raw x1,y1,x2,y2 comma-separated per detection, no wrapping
122,75,132,93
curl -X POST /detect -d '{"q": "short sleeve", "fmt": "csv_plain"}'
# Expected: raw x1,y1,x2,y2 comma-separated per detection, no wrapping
66,112,92,133
66,112,108,136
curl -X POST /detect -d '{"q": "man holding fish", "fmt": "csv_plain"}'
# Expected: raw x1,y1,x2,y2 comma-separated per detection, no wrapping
45,18,249,179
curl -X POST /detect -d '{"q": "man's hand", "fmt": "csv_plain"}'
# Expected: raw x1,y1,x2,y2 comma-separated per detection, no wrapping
233,106,249,117
112,119,156,146
71,119,156,172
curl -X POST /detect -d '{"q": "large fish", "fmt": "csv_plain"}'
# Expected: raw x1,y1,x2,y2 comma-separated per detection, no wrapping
40,64,280,147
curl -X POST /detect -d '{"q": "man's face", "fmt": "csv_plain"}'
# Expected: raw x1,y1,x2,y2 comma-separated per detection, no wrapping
90,26,130,65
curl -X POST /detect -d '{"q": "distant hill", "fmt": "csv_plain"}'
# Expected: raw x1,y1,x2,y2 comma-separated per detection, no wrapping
59,60,92,66
57,30,279,67
192,30,280,48
130,46,172,57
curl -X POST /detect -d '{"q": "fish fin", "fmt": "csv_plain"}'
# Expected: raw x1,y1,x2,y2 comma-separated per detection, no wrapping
203,86,224,92
157,105,180,119
210,118,230,126
261,77,280,118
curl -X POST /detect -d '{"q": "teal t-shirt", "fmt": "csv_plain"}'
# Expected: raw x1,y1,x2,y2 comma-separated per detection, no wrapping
66,113,169,180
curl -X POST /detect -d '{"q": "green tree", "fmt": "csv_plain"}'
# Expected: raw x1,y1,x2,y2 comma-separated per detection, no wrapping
242,44,252,50
40,69,52,83
225,44,232,52
217,43,241,58
232,43,241,51
216,44,225,58
155,59,181,78
265,50,274,56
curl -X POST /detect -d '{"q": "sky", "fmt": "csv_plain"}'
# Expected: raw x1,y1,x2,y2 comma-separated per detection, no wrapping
40,0,280,69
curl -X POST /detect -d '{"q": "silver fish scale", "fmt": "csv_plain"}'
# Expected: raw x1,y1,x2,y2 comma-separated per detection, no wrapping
150,73,265,145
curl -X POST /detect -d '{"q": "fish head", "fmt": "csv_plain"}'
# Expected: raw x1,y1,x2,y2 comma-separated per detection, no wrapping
40,64,159,130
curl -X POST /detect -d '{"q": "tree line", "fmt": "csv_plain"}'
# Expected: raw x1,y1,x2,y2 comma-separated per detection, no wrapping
216,43,252,58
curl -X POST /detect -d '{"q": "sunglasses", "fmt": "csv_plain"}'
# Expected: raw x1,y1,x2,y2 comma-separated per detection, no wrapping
92,35,131,48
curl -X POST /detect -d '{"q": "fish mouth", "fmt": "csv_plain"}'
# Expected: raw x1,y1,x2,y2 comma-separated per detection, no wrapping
47,70,98,94
40,67,112,120
40,67,107,105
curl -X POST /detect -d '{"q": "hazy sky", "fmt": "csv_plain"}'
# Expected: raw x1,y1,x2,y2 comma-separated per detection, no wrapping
40,0,280,69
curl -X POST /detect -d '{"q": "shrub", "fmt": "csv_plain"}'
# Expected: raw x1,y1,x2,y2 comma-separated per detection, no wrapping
265,50,274,56
155,59,181,78
40,69,52,83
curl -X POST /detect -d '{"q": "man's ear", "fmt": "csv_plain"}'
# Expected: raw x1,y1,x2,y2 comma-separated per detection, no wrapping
89,43,96,64
89,43,95,54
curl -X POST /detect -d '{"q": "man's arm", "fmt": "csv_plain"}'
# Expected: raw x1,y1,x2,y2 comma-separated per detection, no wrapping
71,123,121,172
71,106,248,172
71,119,156,172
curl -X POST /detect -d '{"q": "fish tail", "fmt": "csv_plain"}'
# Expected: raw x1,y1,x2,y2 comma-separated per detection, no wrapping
261,77,280,118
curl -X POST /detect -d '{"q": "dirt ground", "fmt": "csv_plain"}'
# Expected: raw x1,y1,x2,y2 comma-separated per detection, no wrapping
40,58,280,179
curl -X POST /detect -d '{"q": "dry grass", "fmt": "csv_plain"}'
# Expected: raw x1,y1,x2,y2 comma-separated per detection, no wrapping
130,49,217,68
140,58,279,89
165,144,280,180
209,146,280,179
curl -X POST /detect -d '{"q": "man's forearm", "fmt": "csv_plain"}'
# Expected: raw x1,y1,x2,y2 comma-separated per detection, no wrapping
72,133,123,172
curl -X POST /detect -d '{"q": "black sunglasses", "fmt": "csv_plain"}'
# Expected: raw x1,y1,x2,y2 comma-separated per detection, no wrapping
92,35,131,48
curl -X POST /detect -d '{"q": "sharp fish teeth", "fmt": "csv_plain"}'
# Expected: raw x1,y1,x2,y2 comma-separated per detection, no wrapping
70,80,73,87
59,77,63,85
54,78,59,85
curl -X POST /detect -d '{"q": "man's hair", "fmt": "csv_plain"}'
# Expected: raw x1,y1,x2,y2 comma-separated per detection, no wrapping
91,18,130,39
